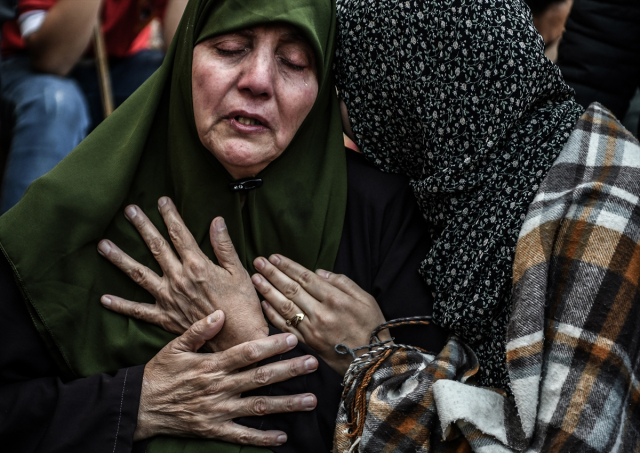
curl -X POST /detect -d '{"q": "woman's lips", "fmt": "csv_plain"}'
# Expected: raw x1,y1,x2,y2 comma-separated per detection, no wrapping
226,112,270,133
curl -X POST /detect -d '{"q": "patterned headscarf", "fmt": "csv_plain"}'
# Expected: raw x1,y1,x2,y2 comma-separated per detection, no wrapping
334,0,584,389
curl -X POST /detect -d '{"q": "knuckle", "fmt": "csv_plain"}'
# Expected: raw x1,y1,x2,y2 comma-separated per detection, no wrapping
131,303,149,320
281,299,296,315
242,342,262,363
168,221,183,242
235,430,253,445
129,266,148,285
298,271,314,286
147,237,165,256
194,421,214,438
314,312,328,326
205,379,221,394
251,397,268,416
253,366,272,386
283,282,300,299
288,359,299,377
204,357,222,374
217,237,234,254
326,294,341,306
185,257,208,279
285,397,297,412
136,216,147,229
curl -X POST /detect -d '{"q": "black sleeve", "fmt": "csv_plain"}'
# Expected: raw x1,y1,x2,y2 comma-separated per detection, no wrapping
334,150,449,351
556,0,640,119
0,255,148,453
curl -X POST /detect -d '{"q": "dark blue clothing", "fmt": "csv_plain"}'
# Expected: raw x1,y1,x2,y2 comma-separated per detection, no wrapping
0,50,163,213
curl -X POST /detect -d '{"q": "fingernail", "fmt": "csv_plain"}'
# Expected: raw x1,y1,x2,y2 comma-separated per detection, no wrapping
261,300,270,310
254,258,265,270
207,311,221,324
269,255,281,265
304,357,317,370
286,334,297,347
217,218,227,231
125,206,137,220
276,434,287,445
101,296,112,306
98,241,111,255
158,197,168,208
317,269,331,279
302,396,315,408
252,274,262,284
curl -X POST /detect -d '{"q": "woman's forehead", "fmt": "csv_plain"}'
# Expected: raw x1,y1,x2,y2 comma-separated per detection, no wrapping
215,23,311,47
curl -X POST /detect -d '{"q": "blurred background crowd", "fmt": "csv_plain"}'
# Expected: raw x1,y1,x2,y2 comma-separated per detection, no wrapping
0,0,638,212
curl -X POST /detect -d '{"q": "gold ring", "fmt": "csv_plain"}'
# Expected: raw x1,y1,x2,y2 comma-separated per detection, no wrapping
285,313,305,328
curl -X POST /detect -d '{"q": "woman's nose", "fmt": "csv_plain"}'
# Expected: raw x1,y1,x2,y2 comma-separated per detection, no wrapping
237,52,275,98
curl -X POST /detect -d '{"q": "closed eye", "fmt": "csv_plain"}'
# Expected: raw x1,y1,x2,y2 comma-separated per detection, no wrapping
279,58,306,71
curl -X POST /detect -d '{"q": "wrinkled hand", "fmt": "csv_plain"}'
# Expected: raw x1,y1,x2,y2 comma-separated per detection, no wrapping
98,197,267,351
251,255,389,375
135,310,319,445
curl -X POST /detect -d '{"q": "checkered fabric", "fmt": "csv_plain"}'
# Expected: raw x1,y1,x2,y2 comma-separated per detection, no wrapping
334,103,640,452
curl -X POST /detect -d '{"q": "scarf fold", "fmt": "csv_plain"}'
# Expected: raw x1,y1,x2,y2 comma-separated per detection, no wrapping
0,0,346,451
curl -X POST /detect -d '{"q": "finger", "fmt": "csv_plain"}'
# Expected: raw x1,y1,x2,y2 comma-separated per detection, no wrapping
218,422,288,447
157,197,202,260
230,353,318,394
252,271,307,325
216,333,298,371
315,268,365,299
265,254,340,303
123,204,178,274
210,217,243,271
232,393,317,419
98,240,163,295
260,300,304,343
170,310,224,353
253,256,317,317
100,294,160,324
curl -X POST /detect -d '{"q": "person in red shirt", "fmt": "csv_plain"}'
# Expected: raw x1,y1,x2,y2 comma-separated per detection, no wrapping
0,0,187,213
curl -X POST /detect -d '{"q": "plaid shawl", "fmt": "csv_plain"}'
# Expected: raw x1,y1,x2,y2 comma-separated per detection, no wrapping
334,103,640,453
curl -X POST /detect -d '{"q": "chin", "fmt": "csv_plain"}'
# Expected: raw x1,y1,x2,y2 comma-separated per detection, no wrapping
219,144,278,177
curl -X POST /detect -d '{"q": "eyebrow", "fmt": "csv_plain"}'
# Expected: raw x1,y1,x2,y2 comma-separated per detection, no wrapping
280,32,307,44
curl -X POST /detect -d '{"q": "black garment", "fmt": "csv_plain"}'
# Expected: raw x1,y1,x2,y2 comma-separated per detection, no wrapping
557,0,640,124
0,150,448,453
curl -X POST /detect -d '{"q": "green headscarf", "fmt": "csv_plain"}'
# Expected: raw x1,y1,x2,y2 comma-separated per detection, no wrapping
0,0,345,451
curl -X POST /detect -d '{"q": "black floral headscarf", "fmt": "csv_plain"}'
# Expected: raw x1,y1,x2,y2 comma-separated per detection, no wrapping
334,0,584,389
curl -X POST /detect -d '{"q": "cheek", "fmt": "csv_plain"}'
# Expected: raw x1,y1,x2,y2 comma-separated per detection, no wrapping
191,63,227,134
279,82,319,139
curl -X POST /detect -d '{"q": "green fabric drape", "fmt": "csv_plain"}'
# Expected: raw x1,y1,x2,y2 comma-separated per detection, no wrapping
0,0,345,451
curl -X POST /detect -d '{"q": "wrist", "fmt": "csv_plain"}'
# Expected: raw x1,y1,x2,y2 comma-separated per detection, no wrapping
207,322,268,352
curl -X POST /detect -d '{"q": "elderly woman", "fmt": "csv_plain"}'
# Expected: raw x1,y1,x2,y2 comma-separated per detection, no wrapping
0,0,447,452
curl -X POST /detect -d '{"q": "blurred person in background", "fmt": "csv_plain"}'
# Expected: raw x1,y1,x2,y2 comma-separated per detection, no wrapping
524,0,573,62
0,0,16,55
0,0,188,213
557,0,640,136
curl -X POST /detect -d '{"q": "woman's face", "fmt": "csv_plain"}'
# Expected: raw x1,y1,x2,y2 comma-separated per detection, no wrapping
192,24,319,180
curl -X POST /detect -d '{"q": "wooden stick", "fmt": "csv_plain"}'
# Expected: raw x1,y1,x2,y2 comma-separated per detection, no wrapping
93,22,114,118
